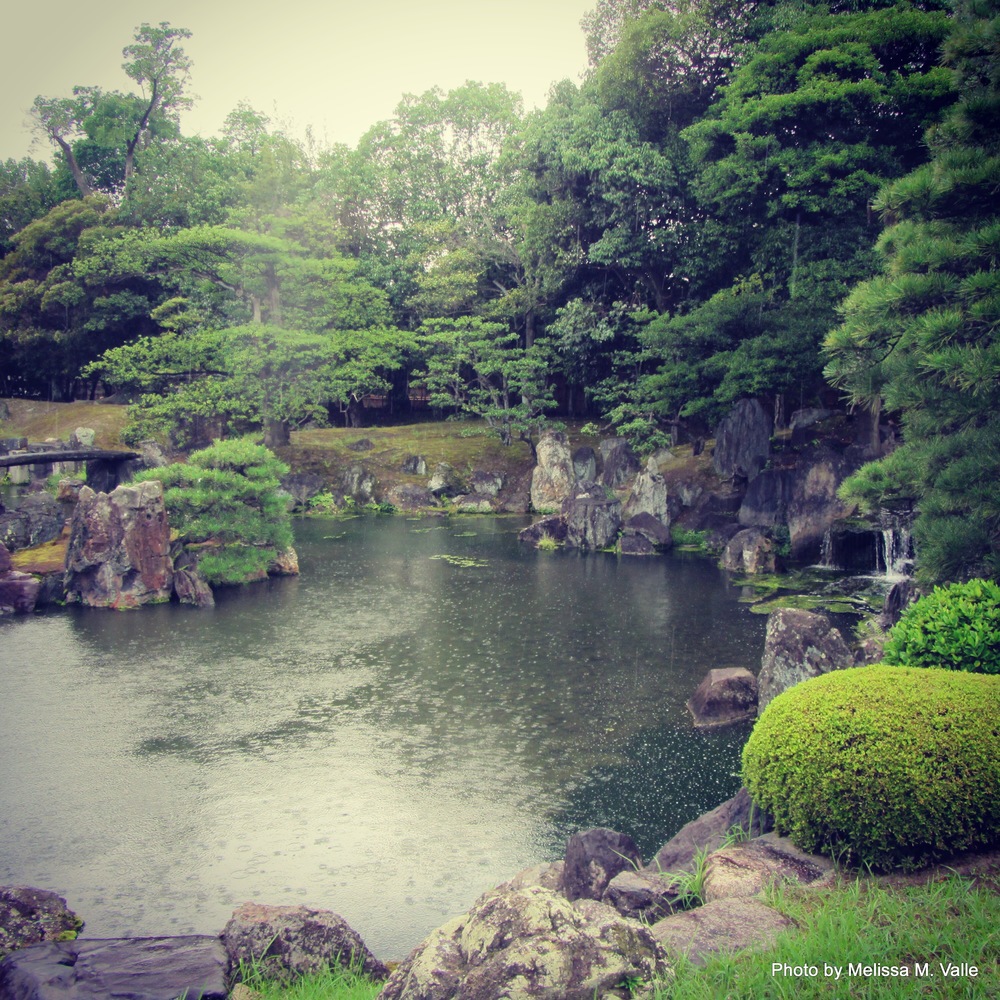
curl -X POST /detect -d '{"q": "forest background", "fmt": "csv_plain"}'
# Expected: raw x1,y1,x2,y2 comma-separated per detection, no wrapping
0,0,997,585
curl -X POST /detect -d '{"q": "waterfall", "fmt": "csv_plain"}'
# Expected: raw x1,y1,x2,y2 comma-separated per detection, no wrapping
819,527,836,569
877,519,914,580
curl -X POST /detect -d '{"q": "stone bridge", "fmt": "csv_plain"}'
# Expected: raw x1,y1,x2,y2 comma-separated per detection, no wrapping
0,448,141,492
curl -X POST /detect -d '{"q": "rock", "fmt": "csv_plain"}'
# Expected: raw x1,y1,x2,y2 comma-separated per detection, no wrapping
280,472,326,509
757,609,853,715
495,861,565,894
494,468,532,514
222,902,387,983
378,885,666,1000
229,985,263,1000
623,466,670,526
518,515,567,547
401,454,427,476
618,532,655,556
720,527,780,575
342,465,376,504
0,887,82,959
562,495,622,550
572,446,597,483
788,408,834,435
702,833,837,903
54,479,84,504
737,469,793,528
427,462,464,498
172,566,215,608
0,494,64,553
785,451,857,562
467,470,503,497
561,828,642,902
650,897,795,966
646,788,773,876
384,483,438,511
68,427,95,449
624,512,673,549
268,547,300,576
649,447,674,467
530,433,575,511
64,482,173,609
137,440,169,470
687,668,758,728
346,438,374,452
880,578,918,630
451,493,494,513
0,936,228,1000
0,569,41,615
712,398,772,482
0,544,9,575
599,438,641,488
602,869,680,922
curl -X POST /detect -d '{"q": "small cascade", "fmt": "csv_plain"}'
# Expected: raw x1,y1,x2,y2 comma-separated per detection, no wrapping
876,516,914,580
818,527,836,569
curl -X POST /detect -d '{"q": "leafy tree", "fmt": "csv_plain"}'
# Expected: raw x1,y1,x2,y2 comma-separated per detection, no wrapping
32,22,192,198
134,437,292,585
824,0,1000,583
416,317,557,453
0,158,63,256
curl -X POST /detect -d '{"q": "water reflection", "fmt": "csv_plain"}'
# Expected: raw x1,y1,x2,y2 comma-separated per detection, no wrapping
0,515,765,958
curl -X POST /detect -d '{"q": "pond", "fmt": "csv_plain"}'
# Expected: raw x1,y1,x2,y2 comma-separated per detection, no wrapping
0,515,766,959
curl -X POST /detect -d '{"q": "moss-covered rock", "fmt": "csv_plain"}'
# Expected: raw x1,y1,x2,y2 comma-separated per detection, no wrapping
742,665,1000,871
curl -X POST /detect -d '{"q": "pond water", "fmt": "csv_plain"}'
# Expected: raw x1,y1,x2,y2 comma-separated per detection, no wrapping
0,515,766,959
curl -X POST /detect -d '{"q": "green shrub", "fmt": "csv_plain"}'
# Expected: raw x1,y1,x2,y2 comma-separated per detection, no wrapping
883,579,1000,674
135,437,293,585
742,665,1000,871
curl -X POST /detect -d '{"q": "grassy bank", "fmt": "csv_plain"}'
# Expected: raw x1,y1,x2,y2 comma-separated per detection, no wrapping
0,399,128,449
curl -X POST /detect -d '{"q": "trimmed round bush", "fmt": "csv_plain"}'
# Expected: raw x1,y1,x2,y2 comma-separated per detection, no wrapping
742,665,1000,871
883,578,1000,674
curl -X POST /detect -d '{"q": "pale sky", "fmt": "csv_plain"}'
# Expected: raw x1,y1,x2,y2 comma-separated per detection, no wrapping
3,0,595,162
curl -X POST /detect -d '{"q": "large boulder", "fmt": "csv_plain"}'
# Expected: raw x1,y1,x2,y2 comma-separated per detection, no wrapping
572,446,597,483
687,668,758,728
785,450,857,562
650,897,795,966
530,433,576,511
378,885,667,1000
602,869,681,923
712,399,772,482
0,887,82,959
622,465,670,526
719,527,780,575
518,515,567,548
384,483,438,511
562,494,622,550
64,481,173,609
599,438,641,489
0,494,64,553
427,462,464,498
222,902,386,982
561,828,642,902
467,470,503,497
757,609,854,714
645,788,773,876
280,472,327,510
342,465,376,505
0,937,228,1000
701,833,837,903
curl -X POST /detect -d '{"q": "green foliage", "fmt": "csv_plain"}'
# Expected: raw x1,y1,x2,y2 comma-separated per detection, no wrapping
743,665,1000,871
134,437,292,585
236,952,382,1000
883,579,1000,673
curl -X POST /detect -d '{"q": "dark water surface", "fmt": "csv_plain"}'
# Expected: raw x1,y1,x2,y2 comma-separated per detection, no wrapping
0,515,765,958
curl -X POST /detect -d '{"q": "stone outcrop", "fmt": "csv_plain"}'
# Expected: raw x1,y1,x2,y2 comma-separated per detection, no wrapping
342,465,377,504
64,481,173,609
400,454,427,476
467,470,503,497
0,543,41,615
378,885,667,1000
720,527,780,575
530,433,576,511
268,547,300,576
280,472,326,510
650,897,795,966
572,446,597,483
518,515,567,548
451,493,494,513
427,463,464,498
385,483,438,511
757,608,853,714
599,438,641,488
712,399,772,482
702,833,837,903
0,887,82,959
0,936,228,1000
687,668,758,727
66,480,173,608
623,512,672,550
562,494,622,550
602,869,680,923
622,465,670,526
646,788,773,876
785,450,857,562
0,493,64,553
561,828,642,903
222,902,386,982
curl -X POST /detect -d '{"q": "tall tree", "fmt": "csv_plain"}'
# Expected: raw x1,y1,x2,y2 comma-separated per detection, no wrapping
824,0,1000,583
